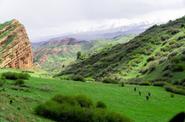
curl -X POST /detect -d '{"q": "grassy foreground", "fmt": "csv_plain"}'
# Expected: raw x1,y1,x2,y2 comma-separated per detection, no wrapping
0,75,185,122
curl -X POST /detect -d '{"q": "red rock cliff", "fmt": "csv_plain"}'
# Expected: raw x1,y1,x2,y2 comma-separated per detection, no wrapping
0,19,33,69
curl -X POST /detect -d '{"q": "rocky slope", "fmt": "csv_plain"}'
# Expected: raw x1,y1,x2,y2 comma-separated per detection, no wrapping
32,38,90,73
0,19,33,69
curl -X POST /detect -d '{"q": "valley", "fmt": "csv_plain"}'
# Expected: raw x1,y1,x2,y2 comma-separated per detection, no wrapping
32,35,135,73
0,9,185,122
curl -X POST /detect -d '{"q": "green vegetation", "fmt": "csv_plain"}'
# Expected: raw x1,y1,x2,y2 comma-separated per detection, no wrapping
33,35,134,74
0,20,12,30
1,17,185,122
0,69,185,122
35,94,130,122
0,20,16,40
0,20,17,53
59,16,185,95
2,72,30,80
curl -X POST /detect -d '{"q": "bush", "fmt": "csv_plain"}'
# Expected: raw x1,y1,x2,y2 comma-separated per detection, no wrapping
162,70,173,77
96,101,107,109
127,78,143,85
161,35,169,41
139,68,148,74
35,94,131,122
52,94,93,108
169,29,180,35
71,75,85,82
102,77,119,84
169,112,185,122
14,79,25,86
2,72,30,80
120,82,125,87
147,62,157,73
152,82,166,87
177,36,185,41
164,85,185,95
172,64,184,72
147,56,155,62
75,95,93,108
0,80,5,87
138,81,151,86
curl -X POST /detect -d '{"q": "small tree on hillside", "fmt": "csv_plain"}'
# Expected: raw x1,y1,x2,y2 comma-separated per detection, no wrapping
77,51,82,60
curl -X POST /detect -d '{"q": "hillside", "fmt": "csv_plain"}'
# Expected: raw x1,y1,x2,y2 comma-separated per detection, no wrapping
0,19,33,69
0,69,184,122
32,35,134,73
59,16,185,91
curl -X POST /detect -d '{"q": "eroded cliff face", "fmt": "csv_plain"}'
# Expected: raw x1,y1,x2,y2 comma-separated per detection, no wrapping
0,19,33,69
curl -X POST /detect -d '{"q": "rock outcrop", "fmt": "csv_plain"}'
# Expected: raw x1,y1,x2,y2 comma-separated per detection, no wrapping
0,19,33,69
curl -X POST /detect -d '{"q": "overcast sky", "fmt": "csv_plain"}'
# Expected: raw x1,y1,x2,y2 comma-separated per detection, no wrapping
0,0,185,41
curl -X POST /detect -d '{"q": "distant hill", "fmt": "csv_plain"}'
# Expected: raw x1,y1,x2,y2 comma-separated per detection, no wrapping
59,16,185,93
32,35,134,73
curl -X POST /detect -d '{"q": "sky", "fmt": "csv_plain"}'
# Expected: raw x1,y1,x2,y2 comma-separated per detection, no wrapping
0,0,185,41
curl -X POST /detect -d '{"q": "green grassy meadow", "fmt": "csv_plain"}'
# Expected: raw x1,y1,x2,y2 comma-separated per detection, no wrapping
0,73,185,122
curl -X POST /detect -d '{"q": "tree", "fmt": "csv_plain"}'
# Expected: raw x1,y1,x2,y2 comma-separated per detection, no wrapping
77,51,82,60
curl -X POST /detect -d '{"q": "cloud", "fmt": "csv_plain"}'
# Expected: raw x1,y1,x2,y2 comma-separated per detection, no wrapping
0,0,185,41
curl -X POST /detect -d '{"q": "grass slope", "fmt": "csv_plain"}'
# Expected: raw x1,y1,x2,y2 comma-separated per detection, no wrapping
59,16,185,87
0,71,185,122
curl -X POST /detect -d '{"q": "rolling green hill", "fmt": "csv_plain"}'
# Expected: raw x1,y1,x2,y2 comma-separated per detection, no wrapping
59,16,185,94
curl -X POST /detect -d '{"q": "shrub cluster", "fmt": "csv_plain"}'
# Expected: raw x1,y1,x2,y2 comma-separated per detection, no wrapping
152,82,166,87
2,72,30,80
164,85,185,95
138,81,151,86
71,75,85,82
102,77,121,84
35,94,131,122
1,72,30,86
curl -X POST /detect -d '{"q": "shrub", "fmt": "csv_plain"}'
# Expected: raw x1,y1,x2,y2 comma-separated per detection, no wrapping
152,82,166,87
147,66,156,73
177,36,185,41
183,82,185,87
172,64,184,72
102,77,119,84
14,79,25,86
120,82,125,87
164,85,185,95
96,101,107,109
127,78,143,85
170,94,174,98
71,75,85,82
35,94,131,122
162,70,173,77
169,29,180,35
52,95,93,108
139,68,148,74
2,72,30,80
161,35,169,41
147,56,155,62
169,112,185,122
75,95,93,108
138,81,151,86
0,79,5,87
